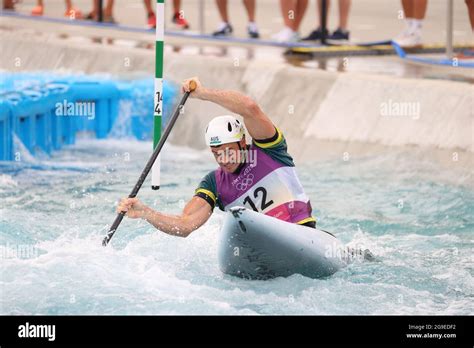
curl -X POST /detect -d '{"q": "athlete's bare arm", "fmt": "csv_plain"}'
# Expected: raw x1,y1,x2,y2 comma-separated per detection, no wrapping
181,77,276,140
117,196,212,237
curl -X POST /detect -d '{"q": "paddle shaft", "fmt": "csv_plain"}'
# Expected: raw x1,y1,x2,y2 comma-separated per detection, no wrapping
102,81,195,246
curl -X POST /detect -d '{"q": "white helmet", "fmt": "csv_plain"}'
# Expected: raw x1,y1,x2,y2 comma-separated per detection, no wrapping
205,115,245,146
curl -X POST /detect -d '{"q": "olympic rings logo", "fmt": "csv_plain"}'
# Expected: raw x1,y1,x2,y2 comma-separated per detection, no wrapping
235,173,254,191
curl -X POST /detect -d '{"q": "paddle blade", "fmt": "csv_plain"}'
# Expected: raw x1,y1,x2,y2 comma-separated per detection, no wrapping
102,212,125,246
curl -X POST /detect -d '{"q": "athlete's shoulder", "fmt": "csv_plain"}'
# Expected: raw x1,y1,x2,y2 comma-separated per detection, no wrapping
252,127,295,167
195,170,218,209
252,126,284,149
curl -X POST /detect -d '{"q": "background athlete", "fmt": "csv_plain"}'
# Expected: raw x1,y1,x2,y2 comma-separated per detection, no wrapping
117,77,316,237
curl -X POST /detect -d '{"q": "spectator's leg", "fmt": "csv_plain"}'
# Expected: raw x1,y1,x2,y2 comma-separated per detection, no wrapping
216,0,229,23
105,0,114,16
172,0,190,29
338,0,351,31
243,0,259,38
91,0,98,17
242,0,256,22
280,0,296,30
144,0,154,16
272,0,299,42
301,0,329,41
279,0,307,31
213,0,233,36
326,0,350,40
144,0,156,28
412,0,427,20
294,0,309,31
401,0,413,18
400,0,414,34
173,0,181,13
466,0,474,31
394,0,424,47
410,0,426,35
3,0,15,10
65,0,82,19
394,0,413,40
98,0,115,23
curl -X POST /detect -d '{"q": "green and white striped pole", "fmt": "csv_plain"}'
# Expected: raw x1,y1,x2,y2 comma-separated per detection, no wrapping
152,0,165,190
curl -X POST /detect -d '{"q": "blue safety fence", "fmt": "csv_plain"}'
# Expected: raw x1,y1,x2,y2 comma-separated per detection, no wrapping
0,73,178,161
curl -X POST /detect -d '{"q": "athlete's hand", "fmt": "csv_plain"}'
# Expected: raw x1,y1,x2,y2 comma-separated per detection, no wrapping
181,77,204,99
117,197,149,219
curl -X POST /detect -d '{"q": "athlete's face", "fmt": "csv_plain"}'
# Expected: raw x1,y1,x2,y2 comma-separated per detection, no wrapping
210,139,247,173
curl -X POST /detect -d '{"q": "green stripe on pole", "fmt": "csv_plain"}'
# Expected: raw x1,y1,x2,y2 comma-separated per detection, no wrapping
153,116,162,147
155,41,164,79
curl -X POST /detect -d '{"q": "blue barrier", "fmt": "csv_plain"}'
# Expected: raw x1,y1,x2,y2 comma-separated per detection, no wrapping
44,83,75,148
24,89,53,154
51,79,120,139
0,100,13,161
129,79,177,140
1,87,66,156
0,73,179,161
129,79,154,141
2,91,37,155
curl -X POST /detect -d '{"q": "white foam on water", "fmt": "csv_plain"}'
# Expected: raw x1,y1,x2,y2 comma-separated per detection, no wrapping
1,139,473,315
0,174,18,188
12,133,37,163
108,100,134,139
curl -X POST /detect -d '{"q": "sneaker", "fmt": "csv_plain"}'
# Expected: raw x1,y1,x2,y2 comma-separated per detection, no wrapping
85,12,115,23
301,27,329,41
31,5,43,16
328,28,349,41
271,27,299,42
65,8,82,19
147,12,156,29
85,12,95,20
213,22,233,37
247,22,259,39
394,22,412,42
172,12,190,29
393,31,422,48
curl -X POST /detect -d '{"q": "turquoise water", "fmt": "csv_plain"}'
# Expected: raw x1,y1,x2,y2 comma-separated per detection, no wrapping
1,138,473,315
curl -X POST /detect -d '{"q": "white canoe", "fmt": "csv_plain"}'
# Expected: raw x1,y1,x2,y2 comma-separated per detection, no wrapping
218,207,351,280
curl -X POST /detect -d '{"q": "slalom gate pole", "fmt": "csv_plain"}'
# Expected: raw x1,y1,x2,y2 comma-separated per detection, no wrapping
151,0,165,190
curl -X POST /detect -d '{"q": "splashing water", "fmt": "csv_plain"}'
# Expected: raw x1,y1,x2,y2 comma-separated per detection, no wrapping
0,138,473,315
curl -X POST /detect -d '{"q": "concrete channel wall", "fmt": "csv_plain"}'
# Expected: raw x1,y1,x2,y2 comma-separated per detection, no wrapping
2,33,473,164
